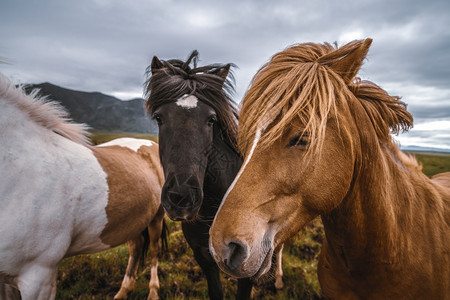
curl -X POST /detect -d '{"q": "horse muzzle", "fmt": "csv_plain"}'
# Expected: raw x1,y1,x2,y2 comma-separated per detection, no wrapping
209,236,274,279
161,173,203,221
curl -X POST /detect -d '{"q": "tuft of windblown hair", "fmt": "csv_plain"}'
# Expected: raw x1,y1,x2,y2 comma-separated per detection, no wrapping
0,73,91,146
238,40,413,157
144,50,239,148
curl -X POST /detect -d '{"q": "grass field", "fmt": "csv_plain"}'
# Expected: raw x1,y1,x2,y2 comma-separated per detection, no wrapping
57,219,324,299
55,133,450,299
405,151,450,177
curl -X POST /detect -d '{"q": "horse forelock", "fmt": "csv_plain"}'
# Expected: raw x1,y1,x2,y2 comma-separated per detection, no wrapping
238,40,413,158
0,73,91,146
144,52,239,148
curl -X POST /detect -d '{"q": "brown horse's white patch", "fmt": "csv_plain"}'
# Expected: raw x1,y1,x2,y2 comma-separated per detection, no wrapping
176,94,198,109
97,138,154,152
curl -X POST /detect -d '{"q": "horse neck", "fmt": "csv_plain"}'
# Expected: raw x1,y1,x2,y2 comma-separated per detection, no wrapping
322,138,437,263
202,125,243,212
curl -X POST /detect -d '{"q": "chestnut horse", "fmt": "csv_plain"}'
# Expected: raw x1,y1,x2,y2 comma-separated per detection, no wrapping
0,74,166,300
209,39,450,299
145,51,284,299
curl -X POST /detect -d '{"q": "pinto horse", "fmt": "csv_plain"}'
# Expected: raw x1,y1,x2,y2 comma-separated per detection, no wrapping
145,51,284,299
209,39,450,299
0,74,166,300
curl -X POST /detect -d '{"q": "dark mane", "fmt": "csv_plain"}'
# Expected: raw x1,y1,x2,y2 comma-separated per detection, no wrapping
144,50,239,148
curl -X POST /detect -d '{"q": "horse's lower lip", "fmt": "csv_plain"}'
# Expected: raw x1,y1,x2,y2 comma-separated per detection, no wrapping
169,216,187,221
164,206,200,221
252,247,274,280
166,213,196,222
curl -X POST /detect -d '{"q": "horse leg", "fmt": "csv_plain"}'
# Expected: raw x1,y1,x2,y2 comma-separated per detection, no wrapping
193,248,223,300
182,222,223,299
146,207,165,300
17,265,57,300
236,277,253,299
274,244,284,289
114,237,144,299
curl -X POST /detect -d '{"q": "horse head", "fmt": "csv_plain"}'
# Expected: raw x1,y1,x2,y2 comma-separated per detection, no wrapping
209,38,413,279
145,51,237,221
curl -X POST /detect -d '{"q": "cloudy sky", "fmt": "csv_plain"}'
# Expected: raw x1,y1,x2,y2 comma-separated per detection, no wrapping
1,0,449,150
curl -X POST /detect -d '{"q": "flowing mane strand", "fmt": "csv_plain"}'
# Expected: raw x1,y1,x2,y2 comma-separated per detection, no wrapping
144,50,239,148
0,73,91,146
238,40,413,157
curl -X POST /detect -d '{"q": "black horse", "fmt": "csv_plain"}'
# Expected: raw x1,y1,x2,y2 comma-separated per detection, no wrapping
144,51,283,299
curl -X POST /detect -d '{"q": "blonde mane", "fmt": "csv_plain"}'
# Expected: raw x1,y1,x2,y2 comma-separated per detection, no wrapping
0,74,91,146
238,40,413,158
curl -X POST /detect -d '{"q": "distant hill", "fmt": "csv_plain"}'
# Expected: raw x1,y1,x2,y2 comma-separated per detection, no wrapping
402,145,450,153
25,82,158,134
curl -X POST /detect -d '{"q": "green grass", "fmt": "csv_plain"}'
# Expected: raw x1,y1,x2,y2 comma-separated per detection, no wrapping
54,134,450,299
406,151,450,177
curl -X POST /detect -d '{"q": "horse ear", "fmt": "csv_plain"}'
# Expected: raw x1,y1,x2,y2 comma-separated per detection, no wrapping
210,64,231,81
151,56,164,73
328,38,373,84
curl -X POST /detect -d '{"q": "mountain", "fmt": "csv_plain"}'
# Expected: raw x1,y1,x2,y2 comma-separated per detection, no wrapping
401,145,450,153
25,82,158,134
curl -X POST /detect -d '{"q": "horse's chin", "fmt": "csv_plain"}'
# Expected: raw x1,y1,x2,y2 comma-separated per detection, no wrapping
251,247,274,280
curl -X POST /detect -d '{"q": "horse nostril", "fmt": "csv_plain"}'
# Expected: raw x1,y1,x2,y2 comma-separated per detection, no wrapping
224,241,248,271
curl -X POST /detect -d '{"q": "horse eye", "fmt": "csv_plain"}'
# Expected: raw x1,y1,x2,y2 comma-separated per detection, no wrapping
207,115,217,126
152,114,162,125
288,133,309,147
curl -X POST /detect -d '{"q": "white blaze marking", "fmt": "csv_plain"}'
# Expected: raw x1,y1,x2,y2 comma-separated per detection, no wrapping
214,128,262,216
209,128,263,259
176,94,198,109
97,137,154,152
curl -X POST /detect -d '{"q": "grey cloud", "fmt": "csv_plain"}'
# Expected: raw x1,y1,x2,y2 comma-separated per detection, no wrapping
409,105,450,120
1,0,449,149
